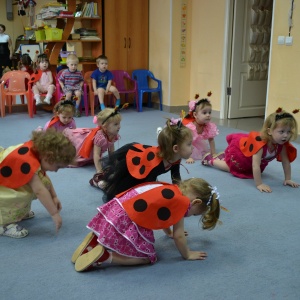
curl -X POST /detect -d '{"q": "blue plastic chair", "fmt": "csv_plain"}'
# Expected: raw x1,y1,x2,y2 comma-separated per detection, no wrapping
132,69,162,112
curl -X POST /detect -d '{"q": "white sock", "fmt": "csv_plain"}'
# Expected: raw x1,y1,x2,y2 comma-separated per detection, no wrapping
44,95,51,104
34,94,41,103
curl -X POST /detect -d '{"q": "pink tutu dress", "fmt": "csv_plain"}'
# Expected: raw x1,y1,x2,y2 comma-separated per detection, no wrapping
224,133,283,179
87,183,191,264
185,122,219,159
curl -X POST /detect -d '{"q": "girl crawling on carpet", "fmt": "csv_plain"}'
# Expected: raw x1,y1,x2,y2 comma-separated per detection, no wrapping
0,129,76,238
202,108,299,193
71,178,221,272
95,118,193,201
63,107,122,175
42,100,76,132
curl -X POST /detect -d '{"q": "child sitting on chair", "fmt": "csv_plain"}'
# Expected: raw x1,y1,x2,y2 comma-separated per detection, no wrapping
91,55,121,110
30,54,56,106
57,54,84,118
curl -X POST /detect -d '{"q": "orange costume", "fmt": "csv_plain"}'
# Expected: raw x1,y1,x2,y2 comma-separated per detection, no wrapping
87,182,191,263
224,131,297,179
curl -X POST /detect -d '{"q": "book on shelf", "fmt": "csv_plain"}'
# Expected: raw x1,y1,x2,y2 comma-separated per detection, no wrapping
82,2,99,17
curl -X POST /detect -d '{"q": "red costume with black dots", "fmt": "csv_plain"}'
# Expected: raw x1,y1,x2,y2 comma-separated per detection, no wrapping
87,182,191,263
0,142,41,225
0,141,40,188
101,143,182,201
224,132,297,179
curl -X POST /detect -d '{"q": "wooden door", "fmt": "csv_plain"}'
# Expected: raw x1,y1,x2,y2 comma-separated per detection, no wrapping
228,0,271,118
127,0,149,74
104,0,148,74
104,0,128,70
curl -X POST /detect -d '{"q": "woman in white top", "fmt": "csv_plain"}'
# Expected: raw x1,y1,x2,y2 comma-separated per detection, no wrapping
0,24,13,77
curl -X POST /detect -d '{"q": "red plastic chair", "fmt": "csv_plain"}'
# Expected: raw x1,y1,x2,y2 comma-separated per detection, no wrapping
0,71,33,118
28,70,58,115
132,69,162,112
84,71,115,116
111,70,138,109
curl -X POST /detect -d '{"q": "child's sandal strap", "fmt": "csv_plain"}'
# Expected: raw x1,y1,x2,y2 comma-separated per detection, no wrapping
0,224,28,238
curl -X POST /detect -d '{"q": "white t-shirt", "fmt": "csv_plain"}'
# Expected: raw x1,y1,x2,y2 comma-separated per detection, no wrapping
0,33,10,43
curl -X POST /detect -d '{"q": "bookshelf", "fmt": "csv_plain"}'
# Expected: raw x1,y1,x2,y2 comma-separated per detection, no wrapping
43,0,102,73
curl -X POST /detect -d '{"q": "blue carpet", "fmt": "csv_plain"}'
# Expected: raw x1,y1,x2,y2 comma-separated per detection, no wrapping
1,108,300,300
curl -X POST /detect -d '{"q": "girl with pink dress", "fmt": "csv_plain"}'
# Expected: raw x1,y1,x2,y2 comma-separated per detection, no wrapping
30,54,56,105
202,109,299,193
63,108,121,173
71,178,222,272
183,93,220,164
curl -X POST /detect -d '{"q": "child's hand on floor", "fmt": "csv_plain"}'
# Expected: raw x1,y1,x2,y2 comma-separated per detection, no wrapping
186,157,195,164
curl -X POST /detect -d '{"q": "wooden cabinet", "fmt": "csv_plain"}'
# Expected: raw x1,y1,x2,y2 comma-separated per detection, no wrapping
103,0,149,75
44,0,103,73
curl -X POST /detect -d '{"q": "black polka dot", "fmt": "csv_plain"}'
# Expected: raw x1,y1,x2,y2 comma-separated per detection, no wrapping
157,207,171,221
147,152,155,161
20,163,31,174
243,141,247,147
1,166,12,177
139,165,145,175
249,144,254,152
255,136,262,141
18,147,29,155
132,156,141,165
161,188,175,199
133,199,148,212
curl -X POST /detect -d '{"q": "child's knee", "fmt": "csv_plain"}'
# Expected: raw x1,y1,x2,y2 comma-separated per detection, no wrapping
65,92,72,98
75,90,82,97
97,88,105,96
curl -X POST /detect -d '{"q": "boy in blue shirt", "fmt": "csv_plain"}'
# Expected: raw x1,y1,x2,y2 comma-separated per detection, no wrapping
91,55,121,110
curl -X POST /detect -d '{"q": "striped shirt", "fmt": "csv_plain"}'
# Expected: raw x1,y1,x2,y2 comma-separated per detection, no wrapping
58,69,84,86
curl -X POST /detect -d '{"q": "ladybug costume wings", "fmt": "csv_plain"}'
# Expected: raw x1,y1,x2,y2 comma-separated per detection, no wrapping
47,116,60,129
0,141,40,189
78,127,101,158
182,112,195,126
122,182,190,229
239,131,297,162
126,144,162,179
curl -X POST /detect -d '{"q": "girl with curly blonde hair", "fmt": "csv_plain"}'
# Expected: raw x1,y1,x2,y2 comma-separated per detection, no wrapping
0,129,76,238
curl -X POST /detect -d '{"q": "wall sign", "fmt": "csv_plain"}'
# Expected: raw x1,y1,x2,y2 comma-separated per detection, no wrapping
180,0,187,67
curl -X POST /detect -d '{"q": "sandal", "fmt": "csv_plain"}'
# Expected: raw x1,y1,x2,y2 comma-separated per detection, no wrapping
202,152,214,166
89,172,106,190
0,223,28,238
75,245,110,272
71,232,98,263
214,152,225,160
22,211,35,220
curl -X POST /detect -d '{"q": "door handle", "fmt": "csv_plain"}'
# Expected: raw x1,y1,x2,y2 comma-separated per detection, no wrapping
128,37,131,49
124,38,126,48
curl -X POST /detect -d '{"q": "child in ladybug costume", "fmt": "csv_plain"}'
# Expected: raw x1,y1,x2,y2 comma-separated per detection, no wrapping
0,130,76,238
42,100,76,132
63,107,122,168
202,109,299,193
98,118,193,201
72,178,221,271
